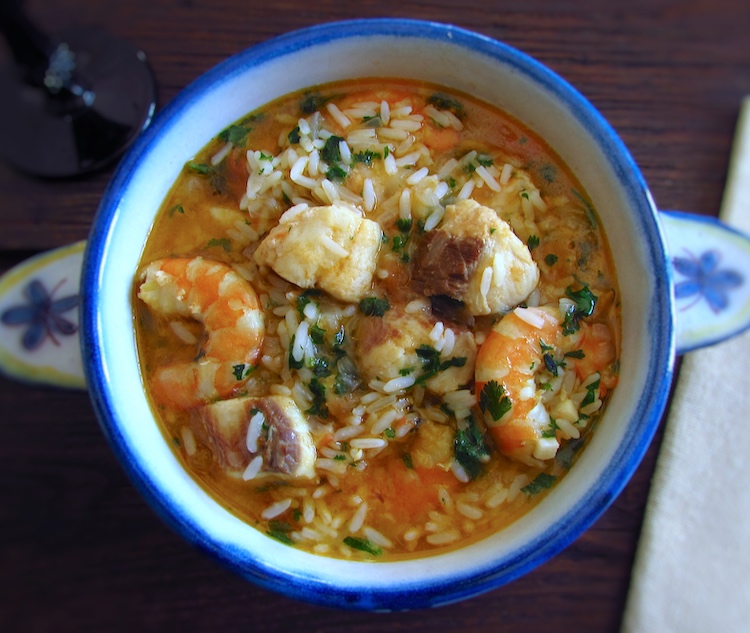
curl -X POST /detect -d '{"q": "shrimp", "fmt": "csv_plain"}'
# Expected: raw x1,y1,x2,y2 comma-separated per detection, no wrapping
474,306,562,465
137,257,265,409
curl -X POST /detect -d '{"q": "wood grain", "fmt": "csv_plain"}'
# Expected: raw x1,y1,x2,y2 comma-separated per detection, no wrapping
1,0,748,630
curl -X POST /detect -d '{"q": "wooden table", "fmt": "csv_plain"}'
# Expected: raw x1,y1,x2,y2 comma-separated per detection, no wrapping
1,1,748,630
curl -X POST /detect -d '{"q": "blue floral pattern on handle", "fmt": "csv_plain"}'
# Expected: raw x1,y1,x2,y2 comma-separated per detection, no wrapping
672,249,744,313
0,279,79,351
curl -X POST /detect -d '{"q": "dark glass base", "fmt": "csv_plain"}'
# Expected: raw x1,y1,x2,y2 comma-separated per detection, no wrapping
0,27,156,178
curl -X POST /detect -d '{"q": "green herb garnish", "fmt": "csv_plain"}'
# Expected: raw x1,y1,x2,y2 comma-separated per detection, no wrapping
343,536,382,556
321,135,345,165
352,149,381,166
414,345,467,384
580,378,600,409
522,473,557,495
218,124,251,147
454,416,490,480
358,297,391,317
562,284,597,335
326,165,347,182
306,378,329,418
479,380,512,422
206,237,231,253
287,126,301,144
187,162,213,175
426,93,465,120
300,93,331,114
232,363,255,380
401,453,414,469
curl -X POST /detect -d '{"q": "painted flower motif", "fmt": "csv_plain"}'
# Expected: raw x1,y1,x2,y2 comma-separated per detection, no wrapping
0,279,79,350
672,249,743,313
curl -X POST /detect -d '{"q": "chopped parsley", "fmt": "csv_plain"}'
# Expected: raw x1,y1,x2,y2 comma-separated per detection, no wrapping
545,253,558,266
562,284,598,335
401,452,414,469
186,160,228,195
352,149,381,166
267,520,295,545
287,126,301,144
414,345,467,384
305,378,329,418
522,473,557,495
454,415,490,480
309,323,326,345
479,380,512,422
232,363,255,380
358,296,391,317
391,220,412,261
321,135,345,165
187,161,213,175
540,341,565,377
295,289,322,317
218,123,251,147
564,349,586,360
267,530,295,545
206,237,231,253
426,93,465,120
580,378,601,409
168,203,185,217
476,153,494,167
343,536,382,556
542,417,560,438
326,165,347,182
395,217,412,233
527,235,540,250
300,92,331,114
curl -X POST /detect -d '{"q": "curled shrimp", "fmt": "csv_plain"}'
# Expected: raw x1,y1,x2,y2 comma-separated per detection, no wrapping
474,306,563,465
137,257,265,409
474,305,618,465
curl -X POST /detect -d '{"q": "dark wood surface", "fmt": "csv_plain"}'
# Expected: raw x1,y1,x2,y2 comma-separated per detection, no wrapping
1,1,748,631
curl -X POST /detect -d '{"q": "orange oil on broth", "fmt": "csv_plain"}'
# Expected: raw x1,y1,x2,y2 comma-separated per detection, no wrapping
133,78,621,560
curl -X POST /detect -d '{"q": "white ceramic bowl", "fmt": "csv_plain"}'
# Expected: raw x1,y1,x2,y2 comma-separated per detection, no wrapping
80,18,742,610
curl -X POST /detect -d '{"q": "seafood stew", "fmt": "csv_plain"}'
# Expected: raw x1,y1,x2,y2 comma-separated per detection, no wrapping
134,79,620,560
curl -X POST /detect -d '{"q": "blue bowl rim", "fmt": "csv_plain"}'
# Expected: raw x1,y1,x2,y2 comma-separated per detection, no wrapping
81,18,675,610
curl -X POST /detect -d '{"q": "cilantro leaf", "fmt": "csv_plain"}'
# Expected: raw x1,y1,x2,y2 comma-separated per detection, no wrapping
454,416,490,480
206,237,231,253
479,380,512,421
358,297,390,317
343,536,382,556
522,473,557,495
287,126,301,144
562,284,597,335
218,124,251,147
321,135,345,165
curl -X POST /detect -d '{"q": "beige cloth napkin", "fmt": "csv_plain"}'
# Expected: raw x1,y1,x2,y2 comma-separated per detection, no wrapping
622,98,750,632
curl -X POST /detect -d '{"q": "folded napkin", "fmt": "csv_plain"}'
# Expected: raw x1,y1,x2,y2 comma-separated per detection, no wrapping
622,98,750,632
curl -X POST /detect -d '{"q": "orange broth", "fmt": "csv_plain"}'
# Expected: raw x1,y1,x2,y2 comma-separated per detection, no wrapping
134,79,620,560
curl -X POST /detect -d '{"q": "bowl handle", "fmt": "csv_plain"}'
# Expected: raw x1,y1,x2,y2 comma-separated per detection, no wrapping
2,216,749,385
0,240,86,389
660,210,750,355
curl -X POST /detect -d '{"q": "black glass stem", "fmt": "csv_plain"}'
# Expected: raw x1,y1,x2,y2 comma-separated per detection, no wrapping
0,1,157,177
